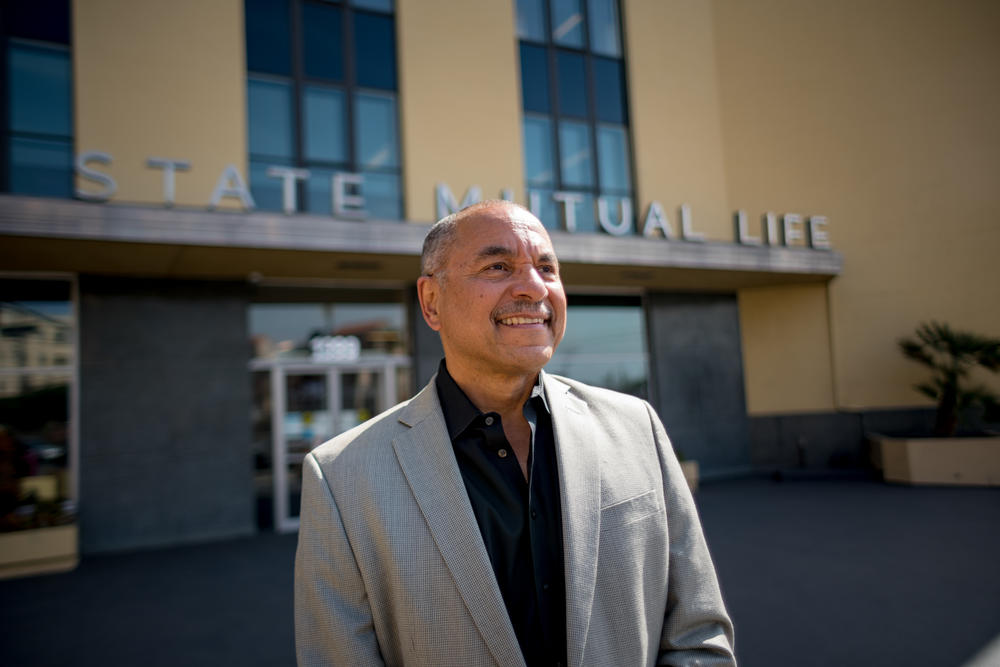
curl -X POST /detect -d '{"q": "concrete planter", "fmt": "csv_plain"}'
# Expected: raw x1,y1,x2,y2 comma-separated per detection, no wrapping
0,524,79,579
680,460,700,492
873,434,1000,486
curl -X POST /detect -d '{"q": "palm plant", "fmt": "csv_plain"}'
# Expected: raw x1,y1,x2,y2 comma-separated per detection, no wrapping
898,322,1000,437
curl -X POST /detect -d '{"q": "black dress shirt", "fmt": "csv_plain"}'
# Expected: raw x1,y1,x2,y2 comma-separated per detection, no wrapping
436,360,567,667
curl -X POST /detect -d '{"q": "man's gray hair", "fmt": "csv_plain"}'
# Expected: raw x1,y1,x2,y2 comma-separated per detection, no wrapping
420,200,532,277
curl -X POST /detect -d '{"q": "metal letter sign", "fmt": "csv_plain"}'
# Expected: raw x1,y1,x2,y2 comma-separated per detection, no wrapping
333,172,366,219
66,157,834,249
679,204,705,242
735,210,761,245
435,183,482,219
597,196,632,235
147,157,191,207
209,165,255,210
643,201,673,238
266,166,310,214
75,151,117,201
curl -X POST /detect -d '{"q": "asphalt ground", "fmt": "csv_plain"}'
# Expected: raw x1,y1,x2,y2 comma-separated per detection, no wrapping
1,477,998,666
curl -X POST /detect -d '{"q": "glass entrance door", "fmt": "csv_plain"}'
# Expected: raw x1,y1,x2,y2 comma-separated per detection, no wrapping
257,359,406,532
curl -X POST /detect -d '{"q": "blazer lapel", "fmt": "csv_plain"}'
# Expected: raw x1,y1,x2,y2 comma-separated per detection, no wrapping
392,379,525,667
544,373,601,667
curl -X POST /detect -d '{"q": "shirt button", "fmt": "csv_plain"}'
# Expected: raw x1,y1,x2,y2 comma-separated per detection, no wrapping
531,510,537,519
484,416,494,425
497,448,508,458
542,583,550,591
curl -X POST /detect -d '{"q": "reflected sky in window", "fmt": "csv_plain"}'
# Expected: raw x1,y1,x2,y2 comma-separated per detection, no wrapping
548,303,647,397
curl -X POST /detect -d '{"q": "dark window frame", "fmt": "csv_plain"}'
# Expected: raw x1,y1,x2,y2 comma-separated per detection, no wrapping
518,0,636,232
245,0,404,217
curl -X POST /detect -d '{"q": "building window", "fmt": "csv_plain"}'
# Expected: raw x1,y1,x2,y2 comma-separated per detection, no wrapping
245,0,403,220
547,296,648,398
516,0,633,234
1,1,73,198
0,278,76,533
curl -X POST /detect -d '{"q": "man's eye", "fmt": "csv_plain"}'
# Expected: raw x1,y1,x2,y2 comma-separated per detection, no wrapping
484,263,507,272
539,264,556,274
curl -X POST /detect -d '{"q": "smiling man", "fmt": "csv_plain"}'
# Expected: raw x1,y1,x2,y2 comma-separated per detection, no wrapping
295,201,735,666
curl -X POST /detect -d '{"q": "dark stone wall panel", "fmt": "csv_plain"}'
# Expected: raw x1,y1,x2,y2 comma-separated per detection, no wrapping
645,292,751,471
79,277,254,554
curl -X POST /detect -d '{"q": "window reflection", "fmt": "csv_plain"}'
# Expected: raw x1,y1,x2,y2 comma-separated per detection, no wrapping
302,2,344,81
520,44,551,114
9,44,72,136
304,86,347,163
593,57,626,123
517,0,547,41
353,11,397,90
556,51,588,117
245,0,292,75
6,40,73,198
597,125,630,193
551,0,584,47
361,171,403,220
249,302,407,361
351,0,394,12
587,0,621,56
523,116,555,187
355,93,399,169
559,120,593,187
248,78,294,160
0,281,76,533
10,137,72,198
547,301,648,398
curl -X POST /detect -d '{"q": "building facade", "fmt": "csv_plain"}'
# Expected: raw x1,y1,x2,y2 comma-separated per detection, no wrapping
1,0,997,554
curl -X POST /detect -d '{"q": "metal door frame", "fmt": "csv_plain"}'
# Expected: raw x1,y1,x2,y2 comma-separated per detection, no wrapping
250,356,409,533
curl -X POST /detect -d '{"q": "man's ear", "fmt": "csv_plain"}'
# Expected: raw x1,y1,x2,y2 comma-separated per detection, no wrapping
416,276,442,331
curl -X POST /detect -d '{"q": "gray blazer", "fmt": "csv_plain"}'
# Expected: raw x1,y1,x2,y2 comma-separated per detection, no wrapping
295,372,736,666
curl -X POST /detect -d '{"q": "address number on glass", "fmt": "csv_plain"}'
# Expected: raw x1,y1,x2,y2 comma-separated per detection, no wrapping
310,335,361,362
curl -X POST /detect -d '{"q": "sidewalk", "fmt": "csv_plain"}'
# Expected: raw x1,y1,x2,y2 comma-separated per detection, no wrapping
1,478,998,666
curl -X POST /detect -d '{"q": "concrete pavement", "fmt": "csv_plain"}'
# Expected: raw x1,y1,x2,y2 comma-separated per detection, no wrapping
1,477,997,666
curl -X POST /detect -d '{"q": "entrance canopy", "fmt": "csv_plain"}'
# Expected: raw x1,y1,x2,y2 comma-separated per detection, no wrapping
0,195,841,290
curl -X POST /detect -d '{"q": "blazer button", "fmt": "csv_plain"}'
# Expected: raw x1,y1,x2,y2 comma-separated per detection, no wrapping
497,448,508,458
484,416,495,425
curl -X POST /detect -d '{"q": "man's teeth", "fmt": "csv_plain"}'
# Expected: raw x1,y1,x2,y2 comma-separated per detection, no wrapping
499,317,545,325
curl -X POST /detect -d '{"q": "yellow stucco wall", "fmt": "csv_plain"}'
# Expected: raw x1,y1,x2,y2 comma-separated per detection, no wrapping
396,0,525,223
715,0,1000,411
623,0,730,241
73,0,247,209
738,284,835,414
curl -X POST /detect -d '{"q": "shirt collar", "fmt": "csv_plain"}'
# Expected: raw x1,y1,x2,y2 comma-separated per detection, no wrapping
434,359,550,441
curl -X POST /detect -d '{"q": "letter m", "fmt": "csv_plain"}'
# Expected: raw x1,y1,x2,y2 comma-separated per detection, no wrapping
435,183,482,219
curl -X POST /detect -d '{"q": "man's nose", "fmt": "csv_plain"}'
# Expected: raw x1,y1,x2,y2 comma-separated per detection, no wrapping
510,265,547,300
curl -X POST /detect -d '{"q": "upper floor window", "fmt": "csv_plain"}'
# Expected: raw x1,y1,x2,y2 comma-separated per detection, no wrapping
245,0,402,220
1,0,73,198
516,0,633,235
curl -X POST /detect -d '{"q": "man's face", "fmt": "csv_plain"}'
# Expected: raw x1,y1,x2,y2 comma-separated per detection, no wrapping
418,205,567,381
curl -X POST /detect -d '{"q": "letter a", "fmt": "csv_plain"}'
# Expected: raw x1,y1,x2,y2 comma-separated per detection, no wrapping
209,165,255,210
643,201,673,239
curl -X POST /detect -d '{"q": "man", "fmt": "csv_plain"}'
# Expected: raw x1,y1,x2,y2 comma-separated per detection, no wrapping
295,201,735,666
